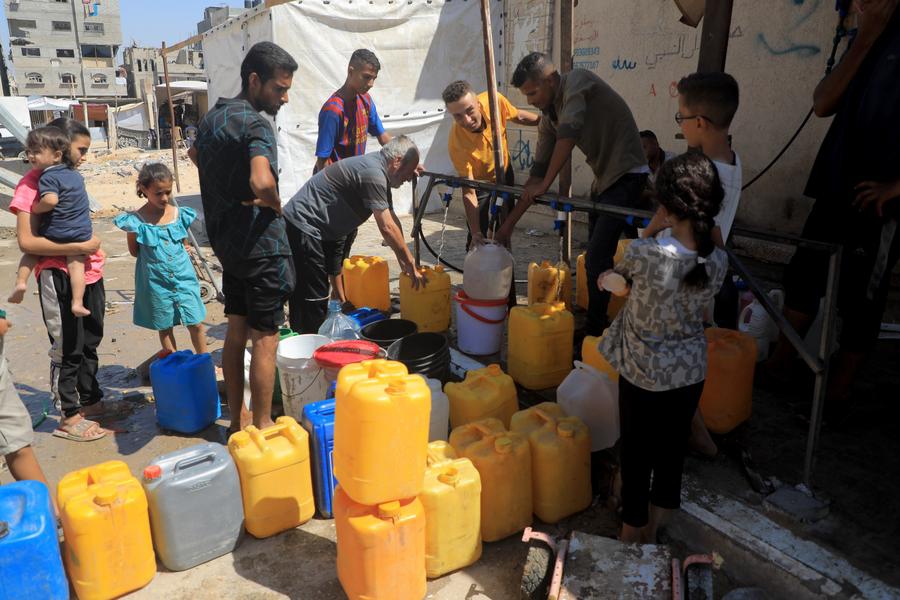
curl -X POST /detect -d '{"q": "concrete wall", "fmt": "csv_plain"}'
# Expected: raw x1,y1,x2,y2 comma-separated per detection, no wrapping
502,0,844,237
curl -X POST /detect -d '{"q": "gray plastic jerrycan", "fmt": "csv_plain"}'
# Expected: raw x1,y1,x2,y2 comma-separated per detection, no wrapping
142,442,244,571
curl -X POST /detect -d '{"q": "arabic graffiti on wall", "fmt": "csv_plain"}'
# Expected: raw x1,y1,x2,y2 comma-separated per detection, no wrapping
510,129,534,172
756,0,823,57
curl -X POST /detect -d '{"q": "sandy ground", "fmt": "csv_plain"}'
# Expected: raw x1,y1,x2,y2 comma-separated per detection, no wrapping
1,147,898,598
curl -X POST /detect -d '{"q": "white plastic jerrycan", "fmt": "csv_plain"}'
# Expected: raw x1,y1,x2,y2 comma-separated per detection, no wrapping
463,241,514,301
556,361,619,451
738,289,785,361
426,377,450,442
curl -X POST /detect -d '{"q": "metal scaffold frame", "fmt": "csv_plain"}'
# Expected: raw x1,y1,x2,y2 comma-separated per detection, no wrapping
412,171,842,490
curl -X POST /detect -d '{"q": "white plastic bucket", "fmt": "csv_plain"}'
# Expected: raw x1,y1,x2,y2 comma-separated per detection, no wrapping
455,290,507,356
276,334,332,420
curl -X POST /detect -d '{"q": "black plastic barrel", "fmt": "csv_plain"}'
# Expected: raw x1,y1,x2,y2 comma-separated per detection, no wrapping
387,332,451,382
360,318,418,348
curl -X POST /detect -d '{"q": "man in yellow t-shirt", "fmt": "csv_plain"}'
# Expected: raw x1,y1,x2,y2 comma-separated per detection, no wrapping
442,80,540,248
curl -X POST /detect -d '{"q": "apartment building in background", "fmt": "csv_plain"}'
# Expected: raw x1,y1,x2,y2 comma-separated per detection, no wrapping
123,46,204,100
4,0,125,98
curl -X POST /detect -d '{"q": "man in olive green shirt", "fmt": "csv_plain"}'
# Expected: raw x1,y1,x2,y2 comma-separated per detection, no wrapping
496,52,647,335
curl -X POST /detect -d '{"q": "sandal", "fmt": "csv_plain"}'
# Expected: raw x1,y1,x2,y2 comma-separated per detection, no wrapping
53,418,106,442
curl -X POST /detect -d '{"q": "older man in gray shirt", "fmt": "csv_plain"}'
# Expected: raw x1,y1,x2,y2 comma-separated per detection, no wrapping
283,135,424,333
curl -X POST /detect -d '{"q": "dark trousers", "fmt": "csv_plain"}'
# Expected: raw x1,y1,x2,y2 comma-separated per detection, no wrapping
585,173,648,335
784,199,900,353
37,270,105,418
287,222,331,334
618,376,703,528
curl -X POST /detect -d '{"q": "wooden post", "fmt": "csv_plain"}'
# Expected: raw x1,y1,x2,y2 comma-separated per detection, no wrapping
479,0,505,187
161,42,182,192
558,0,574,264
697,0,735,73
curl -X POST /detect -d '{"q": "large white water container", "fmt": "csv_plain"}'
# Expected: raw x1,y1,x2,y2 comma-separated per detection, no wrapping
556,361,619,451
463,242,513,300
454,291,507,356
276,334,332,419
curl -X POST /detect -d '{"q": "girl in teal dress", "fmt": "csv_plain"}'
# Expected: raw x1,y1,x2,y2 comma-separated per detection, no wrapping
114,163,207,354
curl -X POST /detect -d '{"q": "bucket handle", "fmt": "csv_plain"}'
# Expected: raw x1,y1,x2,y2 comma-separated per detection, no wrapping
460,302,507,325
321,346,385,358
175,452,216,473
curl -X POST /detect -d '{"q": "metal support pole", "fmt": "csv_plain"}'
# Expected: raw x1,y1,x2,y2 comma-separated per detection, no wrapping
412,176,420,266
480,0,505,185
697,0,735,73
161,42,182,193
558,0,574,265
411,175,439,265
803,248,842,487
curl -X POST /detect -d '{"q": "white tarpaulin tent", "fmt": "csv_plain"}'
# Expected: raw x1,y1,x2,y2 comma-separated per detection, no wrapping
201,0,501,213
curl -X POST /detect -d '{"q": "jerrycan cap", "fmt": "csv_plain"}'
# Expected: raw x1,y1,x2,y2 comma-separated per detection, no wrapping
230,431,251,448
494,436,513,454
143,465,162,481
386,380,407,395
378,501,402,520
438,467,460,486
93,485,118,506
486,364,502,376
557,422,576,438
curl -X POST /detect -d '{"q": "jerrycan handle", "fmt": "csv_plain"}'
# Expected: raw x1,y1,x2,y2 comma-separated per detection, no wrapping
174,452,216,473
472,422,498,437
534,409,554,425
249,421,290,450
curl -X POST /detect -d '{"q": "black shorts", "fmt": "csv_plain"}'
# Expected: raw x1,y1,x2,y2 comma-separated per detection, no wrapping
222,254,296,333
324,229,359,277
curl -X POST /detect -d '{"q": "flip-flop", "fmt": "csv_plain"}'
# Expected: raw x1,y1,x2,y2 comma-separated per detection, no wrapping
53,418,106,442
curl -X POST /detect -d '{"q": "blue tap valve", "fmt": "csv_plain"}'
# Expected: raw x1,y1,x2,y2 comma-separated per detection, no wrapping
442,192,452,207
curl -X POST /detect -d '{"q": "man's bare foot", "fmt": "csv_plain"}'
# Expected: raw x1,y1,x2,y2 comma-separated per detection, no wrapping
71,302,91,317
7,283,26,304
254,418,276,431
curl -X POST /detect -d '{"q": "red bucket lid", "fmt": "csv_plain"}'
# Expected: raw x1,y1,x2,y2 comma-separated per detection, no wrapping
313,340,383,369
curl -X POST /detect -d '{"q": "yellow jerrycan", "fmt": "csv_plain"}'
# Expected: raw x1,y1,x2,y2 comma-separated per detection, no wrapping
450,419,532,542
334,370,431,505
421,441,482,578
334,487,426,600
400,265,451,332
510,403,593,523
700,328,756,433
57,460,156,600
581,333,619,382
228,416,315,538
508,302,574,390
444,363,518,429
527,260,572,309
342,255,390,311
334,359,408,401
575,253,589,310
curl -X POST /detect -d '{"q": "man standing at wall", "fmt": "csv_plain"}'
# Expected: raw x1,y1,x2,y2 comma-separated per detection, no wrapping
190,42,298,432
315,49,392,304
496,52,647,335
769,0,900,417
442,79,540,249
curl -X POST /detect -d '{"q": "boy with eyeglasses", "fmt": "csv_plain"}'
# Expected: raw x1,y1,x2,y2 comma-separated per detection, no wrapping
644,72,742,249
643,71,741,458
